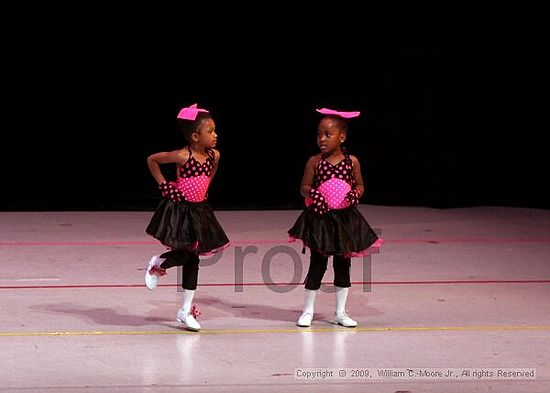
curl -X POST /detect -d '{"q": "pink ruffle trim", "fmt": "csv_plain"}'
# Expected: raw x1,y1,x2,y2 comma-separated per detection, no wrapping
198,241,231,257
288,237,383,258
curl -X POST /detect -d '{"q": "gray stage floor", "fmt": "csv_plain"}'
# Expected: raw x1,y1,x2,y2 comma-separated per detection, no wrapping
1,205,549,392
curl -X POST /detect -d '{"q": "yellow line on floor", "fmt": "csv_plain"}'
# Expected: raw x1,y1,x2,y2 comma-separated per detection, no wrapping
2,325,550,337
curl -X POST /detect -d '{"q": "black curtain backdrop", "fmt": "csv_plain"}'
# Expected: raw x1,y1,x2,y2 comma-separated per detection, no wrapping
2,6,548,211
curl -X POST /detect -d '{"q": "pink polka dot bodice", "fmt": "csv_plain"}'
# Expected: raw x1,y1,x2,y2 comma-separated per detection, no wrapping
306,155,355,210
176,148,215,203
317,178,352,209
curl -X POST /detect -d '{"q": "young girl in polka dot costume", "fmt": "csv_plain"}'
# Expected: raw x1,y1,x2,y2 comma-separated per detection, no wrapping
288,107,382,328
145,103,229,331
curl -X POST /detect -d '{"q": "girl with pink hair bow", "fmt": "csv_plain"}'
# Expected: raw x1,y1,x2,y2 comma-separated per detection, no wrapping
144,104,229,332
288,107,382,328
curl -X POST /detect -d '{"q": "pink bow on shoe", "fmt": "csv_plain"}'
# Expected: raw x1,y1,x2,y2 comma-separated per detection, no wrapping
191,304,202,318
149,265,166,276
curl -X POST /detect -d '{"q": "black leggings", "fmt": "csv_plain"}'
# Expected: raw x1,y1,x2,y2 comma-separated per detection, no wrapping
159,249,200,290
304,250,351,290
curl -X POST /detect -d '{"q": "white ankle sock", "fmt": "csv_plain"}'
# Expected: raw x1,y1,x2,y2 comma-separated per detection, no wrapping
335,286,349,315
181,289,195,314
302,289,317,314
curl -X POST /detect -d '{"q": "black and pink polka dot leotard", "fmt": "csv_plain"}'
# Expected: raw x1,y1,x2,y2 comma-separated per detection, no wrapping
175,147,216,203
306,154,356,210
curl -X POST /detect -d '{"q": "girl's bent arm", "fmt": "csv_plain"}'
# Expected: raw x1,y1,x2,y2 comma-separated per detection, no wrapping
147,150,186,185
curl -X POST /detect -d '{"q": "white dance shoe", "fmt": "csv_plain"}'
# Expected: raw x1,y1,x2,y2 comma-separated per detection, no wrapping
176,308,201,331
145,255,165,290
332,312,358,327
296,312,314,327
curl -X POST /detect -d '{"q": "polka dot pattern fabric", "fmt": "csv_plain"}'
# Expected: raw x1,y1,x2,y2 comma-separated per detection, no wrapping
313,155,355,210
177,175,211,202
175,149,215,203
318,178,351,209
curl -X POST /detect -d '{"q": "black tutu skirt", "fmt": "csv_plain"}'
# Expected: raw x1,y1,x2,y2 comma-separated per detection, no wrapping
146,198,229,255
288,206,382,257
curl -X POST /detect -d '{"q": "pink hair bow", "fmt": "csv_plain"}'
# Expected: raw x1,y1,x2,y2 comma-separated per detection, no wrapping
316,108,360,118
177,103,209,120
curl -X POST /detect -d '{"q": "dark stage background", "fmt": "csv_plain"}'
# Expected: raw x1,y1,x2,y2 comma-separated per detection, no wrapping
2,7,548,211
